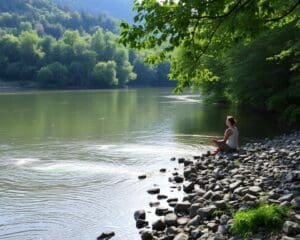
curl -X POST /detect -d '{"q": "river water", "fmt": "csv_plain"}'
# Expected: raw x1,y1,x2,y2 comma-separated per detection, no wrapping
0,88,288,240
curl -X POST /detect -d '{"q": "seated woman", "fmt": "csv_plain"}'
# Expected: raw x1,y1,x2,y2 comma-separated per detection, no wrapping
212,116,239,154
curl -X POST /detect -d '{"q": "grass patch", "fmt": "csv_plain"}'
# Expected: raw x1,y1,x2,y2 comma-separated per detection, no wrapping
231,203,289,238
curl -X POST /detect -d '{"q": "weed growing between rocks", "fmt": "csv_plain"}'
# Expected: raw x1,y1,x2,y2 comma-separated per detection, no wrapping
231,203,290,238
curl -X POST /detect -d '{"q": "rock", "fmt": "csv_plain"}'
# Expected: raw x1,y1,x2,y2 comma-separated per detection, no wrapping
155,207,169,216
174,175,184,183
178,158,185,164
177,217,190,225
291,197,300,209
141,230,153,240
136,219,148,228
160,168,167,173
138,174,147,180
281,236,297,240
187,215,201,227
220,214,230,225
164,213,178,226
190,203,201,218
248,186,262,195
170,157,176,161
217,225,227,234
285,172,295,182
197,205,217,219
229,181,242,190
134,209,146,221
191,228,202,239
215,200,227,209
278,194,294,202
97,231,115,240
183,181,194,193
149,201,160,207
152,218,166,231
207,222,218,232
203,190,213,200
157,194,168,200
147,188,160,194
167,197,178,203
184,159,193,166
174,233,189,240
283,221,300,235
175,201,191,213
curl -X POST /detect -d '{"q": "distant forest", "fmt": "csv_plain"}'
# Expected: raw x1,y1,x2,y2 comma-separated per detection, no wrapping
0,0,173,88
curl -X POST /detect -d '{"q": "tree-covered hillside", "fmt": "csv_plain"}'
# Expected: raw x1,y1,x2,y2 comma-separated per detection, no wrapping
51,0,134,23
0,0,172,88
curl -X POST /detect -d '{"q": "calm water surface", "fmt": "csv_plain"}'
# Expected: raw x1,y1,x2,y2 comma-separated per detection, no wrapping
0,88,288,240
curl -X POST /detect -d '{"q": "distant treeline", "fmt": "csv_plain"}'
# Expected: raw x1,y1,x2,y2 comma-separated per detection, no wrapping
0,0,172,88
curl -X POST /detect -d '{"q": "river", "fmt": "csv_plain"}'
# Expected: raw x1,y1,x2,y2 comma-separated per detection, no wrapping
0,88,289,240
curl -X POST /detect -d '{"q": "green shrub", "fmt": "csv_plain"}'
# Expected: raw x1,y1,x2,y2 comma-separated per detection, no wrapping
231,204,289,238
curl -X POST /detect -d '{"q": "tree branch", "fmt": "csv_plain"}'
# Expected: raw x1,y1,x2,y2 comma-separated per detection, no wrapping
266,0,300,22
191,0,243,20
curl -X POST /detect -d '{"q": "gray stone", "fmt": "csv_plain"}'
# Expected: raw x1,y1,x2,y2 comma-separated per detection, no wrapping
283,221,300,235
174,175,184,183
136,219,148,228
291,197,300,209
155,207,169,216
191,228,202,239
229,181,242,190
134,209,146,221
197,205,217,219
190,203,201,218
187,215,201,227
164,213,178,227
278,193,294,202
177,217,190,225
152,218,166,231
147,188,160,194
174,232,189,240
175,201,191,213
157,194,168,200
183,181,194,193
166,226,180,235
285,172,295,182
149,201,160,207
207,222,218,232
248,186,262,195
141,230,153,240
203,190,213,200
97,231,115,240
281,236,297,240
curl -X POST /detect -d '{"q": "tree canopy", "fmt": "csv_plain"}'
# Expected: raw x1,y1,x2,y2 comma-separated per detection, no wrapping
120,0,300,123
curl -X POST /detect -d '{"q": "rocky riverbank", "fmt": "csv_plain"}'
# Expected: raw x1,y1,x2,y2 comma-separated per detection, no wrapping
132,131,300,240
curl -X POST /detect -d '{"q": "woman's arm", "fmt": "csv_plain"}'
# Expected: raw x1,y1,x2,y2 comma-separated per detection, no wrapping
214,129,232,144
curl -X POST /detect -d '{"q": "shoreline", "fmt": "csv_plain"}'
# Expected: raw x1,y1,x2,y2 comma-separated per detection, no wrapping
125,131,300,240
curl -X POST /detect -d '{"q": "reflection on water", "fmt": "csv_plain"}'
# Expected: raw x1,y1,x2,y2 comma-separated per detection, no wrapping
0,88,290,240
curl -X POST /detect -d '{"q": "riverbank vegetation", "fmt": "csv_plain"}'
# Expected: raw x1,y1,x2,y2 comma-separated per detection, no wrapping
120,0,300,124
0,0,172,88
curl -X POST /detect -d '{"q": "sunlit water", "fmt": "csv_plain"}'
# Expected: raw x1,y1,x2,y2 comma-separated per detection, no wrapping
0,88,289,240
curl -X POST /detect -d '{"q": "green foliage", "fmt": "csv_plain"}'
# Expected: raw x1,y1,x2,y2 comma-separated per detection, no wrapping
231,204,289,238
227,24,300,123
92,61,118,86
0,0,118,36
0,0,171,88
120,0,300,123
37,62,69,87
